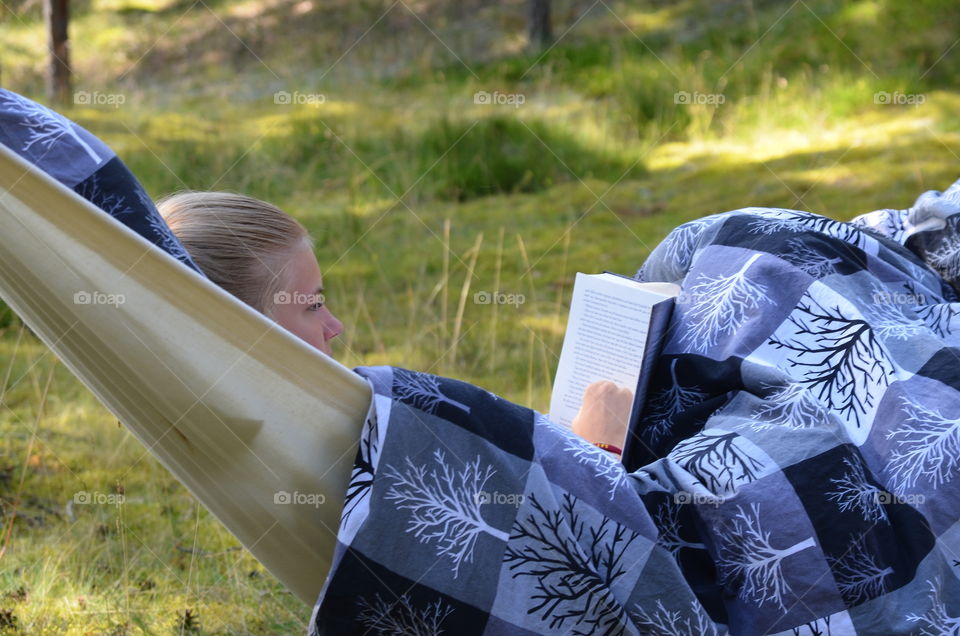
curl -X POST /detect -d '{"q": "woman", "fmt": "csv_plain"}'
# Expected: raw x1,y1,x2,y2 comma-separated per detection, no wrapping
159,191,630,451
158,191,344,357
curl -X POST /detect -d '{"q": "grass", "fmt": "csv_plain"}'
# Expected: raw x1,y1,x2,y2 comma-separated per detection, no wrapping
1,0,960,632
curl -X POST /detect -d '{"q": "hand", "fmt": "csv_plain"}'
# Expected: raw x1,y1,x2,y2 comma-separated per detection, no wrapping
571,381,633,448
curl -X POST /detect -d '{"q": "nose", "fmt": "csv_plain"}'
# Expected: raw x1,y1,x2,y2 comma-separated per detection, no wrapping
323,309,343,342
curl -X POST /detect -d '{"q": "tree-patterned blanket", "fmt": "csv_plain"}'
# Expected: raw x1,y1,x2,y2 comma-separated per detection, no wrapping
312,181,960,635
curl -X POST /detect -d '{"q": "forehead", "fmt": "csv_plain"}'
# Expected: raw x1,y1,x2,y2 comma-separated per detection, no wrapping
285,240,323,292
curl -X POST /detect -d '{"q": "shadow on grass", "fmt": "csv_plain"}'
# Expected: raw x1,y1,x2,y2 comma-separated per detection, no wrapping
119,112,646,204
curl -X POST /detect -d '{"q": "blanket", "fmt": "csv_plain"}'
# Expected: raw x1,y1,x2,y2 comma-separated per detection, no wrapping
312,183,960,635
0,88,203,275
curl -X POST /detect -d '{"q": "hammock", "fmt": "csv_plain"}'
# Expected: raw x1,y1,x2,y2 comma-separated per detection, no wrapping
0,140,371,605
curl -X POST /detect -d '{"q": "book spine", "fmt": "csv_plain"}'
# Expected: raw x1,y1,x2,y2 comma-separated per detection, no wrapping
621,298,676,470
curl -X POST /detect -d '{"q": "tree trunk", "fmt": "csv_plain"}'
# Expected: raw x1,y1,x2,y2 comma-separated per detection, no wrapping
44,0,70,105
528,0,553,50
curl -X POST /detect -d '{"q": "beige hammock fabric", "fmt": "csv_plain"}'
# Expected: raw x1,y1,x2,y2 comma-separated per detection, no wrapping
0,143,371,604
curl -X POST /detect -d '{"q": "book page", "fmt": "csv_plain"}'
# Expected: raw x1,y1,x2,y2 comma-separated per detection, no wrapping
548,273,658,429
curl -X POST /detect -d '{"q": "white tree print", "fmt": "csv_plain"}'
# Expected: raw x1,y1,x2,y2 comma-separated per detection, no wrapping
747,212,807,236
927,231,960,283
140,189,194,263
906,578,960,634
714,502,816,611
382,449,508,577
643,359,707,444
750,380,829,430
780,237,843,278
670,431,766,496
653,497,706,562
356,593,453,635
503,492,638,635
826,537,893,605
899,258,939,290
747,209,867,249
660,217,716,268
769,291,894,428
393,368,471,415
533,410,552,428
825,455,889,524
534,411,627,497
679,253,771,353
75,174,132,217
560,434,629,499
886,397,960,496
867,285,925,341
0,90,103,163
631,598,719,636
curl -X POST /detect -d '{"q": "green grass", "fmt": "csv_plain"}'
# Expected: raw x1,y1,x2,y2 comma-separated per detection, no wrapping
2,0,960,632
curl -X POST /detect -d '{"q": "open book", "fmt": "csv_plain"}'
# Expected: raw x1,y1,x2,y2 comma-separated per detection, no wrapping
549,272,680,464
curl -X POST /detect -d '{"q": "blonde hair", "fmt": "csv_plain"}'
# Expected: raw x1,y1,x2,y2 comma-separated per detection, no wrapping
157,191,313,318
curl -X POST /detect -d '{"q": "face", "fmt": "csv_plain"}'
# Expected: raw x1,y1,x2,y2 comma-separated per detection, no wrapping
270,240,343,357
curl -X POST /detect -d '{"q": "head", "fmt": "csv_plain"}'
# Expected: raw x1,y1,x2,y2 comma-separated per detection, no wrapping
157,191,343,356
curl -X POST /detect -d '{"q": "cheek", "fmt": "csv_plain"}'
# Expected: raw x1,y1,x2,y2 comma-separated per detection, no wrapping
295,314,326,346
275,309,317,346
